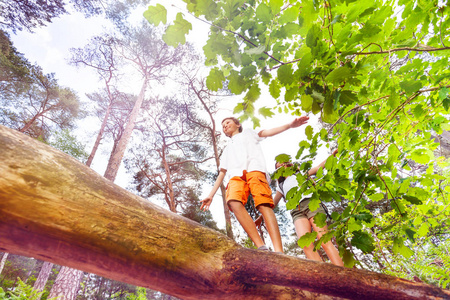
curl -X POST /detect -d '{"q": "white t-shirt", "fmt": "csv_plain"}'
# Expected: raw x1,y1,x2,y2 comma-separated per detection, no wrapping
276,173,314,201
219,128,267,183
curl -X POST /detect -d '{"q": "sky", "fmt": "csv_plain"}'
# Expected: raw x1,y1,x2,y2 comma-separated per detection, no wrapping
8,1,330,230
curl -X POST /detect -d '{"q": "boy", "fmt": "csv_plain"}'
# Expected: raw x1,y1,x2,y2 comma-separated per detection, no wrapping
200,116,309,252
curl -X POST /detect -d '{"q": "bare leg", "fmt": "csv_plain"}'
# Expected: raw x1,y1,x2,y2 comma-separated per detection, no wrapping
294,218,322,261
228,200,265,248
257,204,283,253
310,218,344,266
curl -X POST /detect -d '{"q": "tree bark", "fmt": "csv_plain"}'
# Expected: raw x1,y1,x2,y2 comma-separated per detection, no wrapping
103,79,147,181
33,261,54,293
0,125,449,300
86,101,112,167
0,252,8,275
48,267,83,300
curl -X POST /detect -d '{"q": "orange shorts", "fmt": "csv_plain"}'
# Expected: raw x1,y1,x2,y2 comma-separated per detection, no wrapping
226,171,274,209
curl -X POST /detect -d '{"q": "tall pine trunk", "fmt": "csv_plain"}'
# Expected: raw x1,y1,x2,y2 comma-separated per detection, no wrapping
85,101,112,167
103,79,147,181
0,253,8,275
48,267,83,300
32,261,54,293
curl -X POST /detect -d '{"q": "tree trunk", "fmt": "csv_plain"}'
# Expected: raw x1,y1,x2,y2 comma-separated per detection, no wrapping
103,79,147,181
1,125,449,300
86,100,112,167
33,261,54,293
189,79,234,239
0,253,8,275
48,267,83,300
161,144,177,213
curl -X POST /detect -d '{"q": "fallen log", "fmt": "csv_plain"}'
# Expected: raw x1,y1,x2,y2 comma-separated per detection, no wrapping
0,125,449,299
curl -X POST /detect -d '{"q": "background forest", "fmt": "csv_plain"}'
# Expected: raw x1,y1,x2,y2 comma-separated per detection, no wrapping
1,0,450,299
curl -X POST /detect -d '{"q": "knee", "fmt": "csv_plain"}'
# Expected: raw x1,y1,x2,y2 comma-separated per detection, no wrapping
321,241,336,251
227,200,241,210
257,203,272,213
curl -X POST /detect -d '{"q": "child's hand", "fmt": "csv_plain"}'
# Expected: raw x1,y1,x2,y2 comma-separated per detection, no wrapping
200,196,213,211
290,116,309,128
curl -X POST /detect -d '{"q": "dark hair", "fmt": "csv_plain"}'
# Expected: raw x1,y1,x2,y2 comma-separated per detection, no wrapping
222,117,243,132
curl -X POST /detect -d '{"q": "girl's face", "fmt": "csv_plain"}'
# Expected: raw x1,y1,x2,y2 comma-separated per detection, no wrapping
222,119,240,137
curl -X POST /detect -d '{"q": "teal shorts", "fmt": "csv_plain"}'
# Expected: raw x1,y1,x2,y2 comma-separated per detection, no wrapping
290,198,326,223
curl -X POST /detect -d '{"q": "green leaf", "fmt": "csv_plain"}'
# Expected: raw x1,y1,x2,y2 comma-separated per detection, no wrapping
311,100,321,114
279,6,299,24
162,13,192,47
306,25,321,53
245,45,266,55
322,96,338,123
404,227,416,243
301,94,313,112
443,98,450,112
256,3,272,23
402,195,423,205
258,107,275,118
269,79,281,98
309,195,321,212
313,212,327,228
277,64,294,85
269,0,283,15
389,87,400,109
325,66,352,84
228,71,246,95
298,52,312,78
399,80,422,95
348,217,362,232
351,231,375,253
388,144,401,160
285,86,299,102
298,231,318,248
369,193,384,201
410,149,430,164
286,188,302,210
305,125,313,140
331,211,340,221
393,237,414,258
244,83,261,102
282,23,301,38
144,4,167,26
275,153,291,164
417,222,429,237
311,90,325,103
340,90,357,105
330,14,343,25
439,87,449,100
206,68,225,91
261,68,271,85
342,249,357,268
354,212,373,223
320,128,328,141
241,65,257,78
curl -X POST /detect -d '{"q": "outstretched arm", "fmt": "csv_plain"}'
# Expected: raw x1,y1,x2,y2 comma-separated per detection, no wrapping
200,169,226,211
258,116,309,138
308,149,338,176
